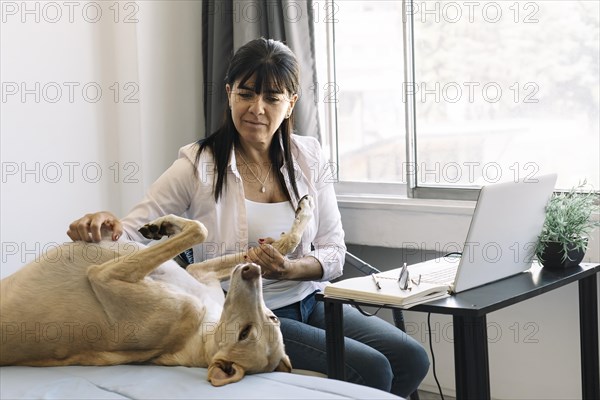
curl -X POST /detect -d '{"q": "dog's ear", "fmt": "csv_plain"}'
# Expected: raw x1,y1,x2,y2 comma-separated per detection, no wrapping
273,354,292,373
207,360,245,386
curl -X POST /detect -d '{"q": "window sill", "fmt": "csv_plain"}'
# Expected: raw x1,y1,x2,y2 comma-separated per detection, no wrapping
335,193,476,248
336,193,475,215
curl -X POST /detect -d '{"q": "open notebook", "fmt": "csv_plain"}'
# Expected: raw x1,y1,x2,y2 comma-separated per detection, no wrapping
323,268,450,307
325,174,557,307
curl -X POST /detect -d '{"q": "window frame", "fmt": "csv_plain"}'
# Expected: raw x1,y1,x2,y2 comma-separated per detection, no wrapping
403,0,481,201
321,0,481,201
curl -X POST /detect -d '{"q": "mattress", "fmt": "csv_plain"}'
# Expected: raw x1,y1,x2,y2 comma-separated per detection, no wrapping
0,365,402,399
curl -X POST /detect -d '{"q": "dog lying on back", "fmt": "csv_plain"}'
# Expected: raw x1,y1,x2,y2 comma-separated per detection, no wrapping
0,196,314,386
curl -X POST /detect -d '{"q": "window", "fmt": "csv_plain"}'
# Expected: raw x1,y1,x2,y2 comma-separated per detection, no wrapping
315,1,408,185
315,0,600,197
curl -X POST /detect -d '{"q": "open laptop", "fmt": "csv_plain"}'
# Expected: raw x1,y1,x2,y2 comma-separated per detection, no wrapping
407,173,558,293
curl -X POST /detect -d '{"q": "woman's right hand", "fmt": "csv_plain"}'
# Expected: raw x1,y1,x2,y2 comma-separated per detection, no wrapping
67,212,123,242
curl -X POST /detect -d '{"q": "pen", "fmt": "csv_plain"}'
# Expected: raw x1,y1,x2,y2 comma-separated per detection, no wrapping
371,273,382,290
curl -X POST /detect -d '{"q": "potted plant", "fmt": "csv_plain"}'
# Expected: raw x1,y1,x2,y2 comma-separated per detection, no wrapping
536,181,600,269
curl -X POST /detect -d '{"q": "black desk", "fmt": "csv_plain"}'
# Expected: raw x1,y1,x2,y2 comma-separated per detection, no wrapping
317,262,600,400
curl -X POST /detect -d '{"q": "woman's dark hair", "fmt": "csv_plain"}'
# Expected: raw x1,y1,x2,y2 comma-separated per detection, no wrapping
195,38,300,204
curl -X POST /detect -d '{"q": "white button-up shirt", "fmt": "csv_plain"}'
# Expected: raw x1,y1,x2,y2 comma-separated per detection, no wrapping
120,134,346,309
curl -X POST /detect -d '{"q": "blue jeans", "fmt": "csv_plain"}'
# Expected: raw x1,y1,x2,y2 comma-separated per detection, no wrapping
273,291,430,397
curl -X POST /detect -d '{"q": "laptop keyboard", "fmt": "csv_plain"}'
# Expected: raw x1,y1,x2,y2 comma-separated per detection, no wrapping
420,264,458,285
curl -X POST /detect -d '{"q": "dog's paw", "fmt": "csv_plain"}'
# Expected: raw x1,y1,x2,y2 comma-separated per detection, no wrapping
139,215,181,240
295,195,314,219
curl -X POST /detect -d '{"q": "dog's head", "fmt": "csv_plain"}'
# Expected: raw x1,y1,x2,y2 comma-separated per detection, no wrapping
207,263,291,386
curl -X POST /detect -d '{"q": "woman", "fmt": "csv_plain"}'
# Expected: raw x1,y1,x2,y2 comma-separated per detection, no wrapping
67,38,429,397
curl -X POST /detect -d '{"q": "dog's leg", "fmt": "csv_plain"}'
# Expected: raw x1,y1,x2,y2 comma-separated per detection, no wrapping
187,195,313,281
87,215,208,343
271,194,314,255
89,215,207,284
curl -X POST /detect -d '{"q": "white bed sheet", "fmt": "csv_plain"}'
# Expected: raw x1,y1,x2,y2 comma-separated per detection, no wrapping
0,365,402,399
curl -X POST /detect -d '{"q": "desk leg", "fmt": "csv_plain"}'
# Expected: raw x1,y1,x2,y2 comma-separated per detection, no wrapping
453,314,490,400
579,273,599,399
324,299,345,380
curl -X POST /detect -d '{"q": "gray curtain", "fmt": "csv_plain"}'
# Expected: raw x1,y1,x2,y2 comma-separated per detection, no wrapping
202,0,321,142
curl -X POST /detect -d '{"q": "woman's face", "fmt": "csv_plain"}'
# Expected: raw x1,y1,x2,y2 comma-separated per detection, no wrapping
226,79,297,147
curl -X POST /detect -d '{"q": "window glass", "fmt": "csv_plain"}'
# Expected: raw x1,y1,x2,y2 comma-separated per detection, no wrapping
332,1,407,182
316,0,599,192
413,0,599,189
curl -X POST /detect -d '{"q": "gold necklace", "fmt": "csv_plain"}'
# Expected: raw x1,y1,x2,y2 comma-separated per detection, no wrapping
236,150,271,193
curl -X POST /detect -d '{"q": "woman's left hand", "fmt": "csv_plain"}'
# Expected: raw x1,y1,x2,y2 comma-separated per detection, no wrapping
246,238,289,280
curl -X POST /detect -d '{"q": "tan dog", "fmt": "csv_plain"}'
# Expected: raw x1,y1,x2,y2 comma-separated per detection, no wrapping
0,196,314,386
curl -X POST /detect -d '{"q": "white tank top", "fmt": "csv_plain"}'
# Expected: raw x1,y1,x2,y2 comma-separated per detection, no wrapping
244,199,316,310
245,199,295,248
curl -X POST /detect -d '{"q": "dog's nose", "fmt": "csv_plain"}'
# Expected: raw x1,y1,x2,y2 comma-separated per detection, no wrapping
241,263,260,280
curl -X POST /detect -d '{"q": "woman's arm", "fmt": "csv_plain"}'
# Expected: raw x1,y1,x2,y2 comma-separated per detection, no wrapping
303,141,347,282
120,156,197,243
66,148,198,243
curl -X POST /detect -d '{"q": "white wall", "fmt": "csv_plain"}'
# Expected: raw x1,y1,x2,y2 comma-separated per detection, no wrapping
1,1,204,278
339,198,599,399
